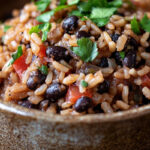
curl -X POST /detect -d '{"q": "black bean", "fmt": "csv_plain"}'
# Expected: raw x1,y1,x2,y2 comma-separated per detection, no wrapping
112,51,122,66
111,34,120,42
45,83,67,102
93,104,104,113
26,43,31,49
142,95,150,105
124,37,138,51
74,96,92,112
18,100,36,109
62,16,79,33
27,70,46,90
98,57,109,68
76,31,90,39
145,46,150,53
123,50,136,68
135,59,145,69
39,100,50,111
97,80,110,94
46,46,70,61
32,55,37,62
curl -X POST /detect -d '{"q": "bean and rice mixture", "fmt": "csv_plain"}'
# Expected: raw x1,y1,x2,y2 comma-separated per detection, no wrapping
0,0,150,115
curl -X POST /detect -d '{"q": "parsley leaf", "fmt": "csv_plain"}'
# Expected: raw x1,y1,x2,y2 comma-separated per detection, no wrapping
91,18,110,27
81,80,88,88
38,65,48,75
108,0,123,7
140,14,150,32
9,46,23,65
29,23,51,42
131,17,141,34
29,25,40,35
119,51,125,59
37,11,54,22
72,38,98,62
90,7,117,19
59,0,67,5
68,0,80,5
37,5,69,22
91,0,108,7
76,0,119,27
39,22,51,41
69,10,84,17
4,25,12,32
35,0,51,12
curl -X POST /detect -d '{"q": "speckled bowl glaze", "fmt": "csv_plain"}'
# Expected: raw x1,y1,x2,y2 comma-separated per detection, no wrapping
0,100,150,150
0,1,150,150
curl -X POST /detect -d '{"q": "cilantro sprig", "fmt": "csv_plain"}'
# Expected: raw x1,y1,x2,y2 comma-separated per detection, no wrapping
35,0,51,12
81,80,88,88
131,14,150,34
4,25,12,32
131,17,141,34
69,0,122,27
29,22,51,42
72,38,98,62
8,46,23,66
68,0,80,5
59,0,67,5
140,14,150,33
119,51,125,59
36,5,69,23
38,65,48,75
35,0,122,27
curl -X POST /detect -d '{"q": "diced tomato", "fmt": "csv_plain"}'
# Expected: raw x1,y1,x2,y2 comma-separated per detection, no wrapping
141,73,150,88
66,85,93,104
13,54,29,79
33,20,41,26
38,45,46,58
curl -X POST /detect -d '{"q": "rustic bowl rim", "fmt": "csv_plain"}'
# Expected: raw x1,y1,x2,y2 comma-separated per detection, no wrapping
0,100,150,123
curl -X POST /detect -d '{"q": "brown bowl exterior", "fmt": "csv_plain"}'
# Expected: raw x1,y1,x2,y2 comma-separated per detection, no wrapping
0,1,150,150
0,100,150,150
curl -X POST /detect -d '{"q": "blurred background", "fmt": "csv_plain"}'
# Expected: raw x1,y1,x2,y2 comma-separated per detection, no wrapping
0,0,150,20
0,0,30,20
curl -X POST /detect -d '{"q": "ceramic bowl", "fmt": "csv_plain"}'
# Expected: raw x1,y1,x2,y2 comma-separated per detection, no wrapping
0,1,150,150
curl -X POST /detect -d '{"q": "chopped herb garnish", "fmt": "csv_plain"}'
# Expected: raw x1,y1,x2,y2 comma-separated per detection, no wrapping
90,7,117,19
108,0,123,7
29,25,40,35
68,0,80,5
29,22,51,42
8,46,23,66
72,38,98,62
90,7,116,27
39,22,51,41
91,18,110,27
36,0,123,27
119,51,125,59
59,0,67,5
81,80,88,88
69,10,84,17
140,14,150,33
35,0,51,12
38,65,48,75
131,14,150,34
37,5,69,23
4,25,12,32
131,17,141,34
68,0,122,27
